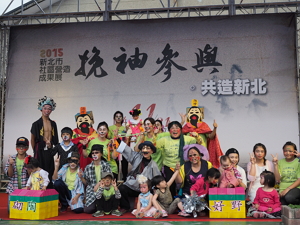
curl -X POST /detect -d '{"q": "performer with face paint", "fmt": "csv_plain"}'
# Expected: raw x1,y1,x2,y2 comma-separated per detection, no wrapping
81,144,112,214
108,111,126,139
50,127,79,170
53,152,84,214
155,121,197,198
181,99,223,168
72,107,98,170
134,118,169,167
84,122,118,180
175,146,212,195
115,140,161,215
31,96,59,188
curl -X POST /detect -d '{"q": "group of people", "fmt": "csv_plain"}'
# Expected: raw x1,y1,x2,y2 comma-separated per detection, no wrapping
4,96,300,219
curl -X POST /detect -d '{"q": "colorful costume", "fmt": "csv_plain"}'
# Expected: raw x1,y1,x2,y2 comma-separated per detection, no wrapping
31,117,58,186
182,99,223,168
72,107,97,170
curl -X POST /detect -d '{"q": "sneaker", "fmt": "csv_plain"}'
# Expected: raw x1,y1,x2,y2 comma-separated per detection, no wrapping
162,210,168,218
59,205,68,213
119,208,129,215
136,212,144,218
111,209,122,216
153,210,162,219
93,210,104,217
178,210,190,217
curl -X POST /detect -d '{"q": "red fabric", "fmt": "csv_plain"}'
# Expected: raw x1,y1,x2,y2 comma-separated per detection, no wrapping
182,122,223,168
190,177,209,196
71,136,92,170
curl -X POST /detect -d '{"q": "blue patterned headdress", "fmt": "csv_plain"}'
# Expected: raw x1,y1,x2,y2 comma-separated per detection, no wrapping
37,96,56,111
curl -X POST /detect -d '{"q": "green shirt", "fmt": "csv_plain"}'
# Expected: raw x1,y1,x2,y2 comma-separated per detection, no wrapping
66,167,77,190
278,158,300,192
87,138,118,174
156,135,196,169
108,125,126,139
16,157,24,189
95,165,101,183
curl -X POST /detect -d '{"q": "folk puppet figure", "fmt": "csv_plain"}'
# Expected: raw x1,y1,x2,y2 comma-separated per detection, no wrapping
72,107,98,170
182,99,223,168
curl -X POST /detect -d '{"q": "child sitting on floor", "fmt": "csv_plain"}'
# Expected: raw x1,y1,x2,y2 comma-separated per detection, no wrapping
24,156,50,190
93,172,122,217
248,170,281,218
132,175,158,218
152,162,189,217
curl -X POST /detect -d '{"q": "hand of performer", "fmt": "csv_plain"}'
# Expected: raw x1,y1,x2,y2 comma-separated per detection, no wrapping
179,113,186,125
112,179,117,188
294,150,300,158
81,138,89,146
254,204,259,209
54,155,60,167
271,153,278,165
213,120,218,129
45,138,51,148
78,169,83,178
249,153,256,164
41,186,47,191
71,197,78,205
280,188,290,197
99,180,105,188
8,155,14,165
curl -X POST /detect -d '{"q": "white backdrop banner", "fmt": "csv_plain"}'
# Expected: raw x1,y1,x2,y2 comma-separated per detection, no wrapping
4,13,298,166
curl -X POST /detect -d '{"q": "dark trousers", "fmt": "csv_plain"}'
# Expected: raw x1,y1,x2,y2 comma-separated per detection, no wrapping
118,184,140,210
163,166,176,198
116,157,129,182
280,188,300,205
96,196,119,212
54,179,71,207
54,179,84,213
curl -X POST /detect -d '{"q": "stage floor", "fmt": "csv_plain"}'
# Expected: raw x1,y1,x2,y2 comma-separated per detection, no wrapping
0,193,283,225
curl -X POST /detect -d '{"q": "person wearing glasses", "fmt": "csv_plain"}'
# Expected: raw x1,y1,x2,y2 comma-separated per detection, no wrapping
81,144,112,214
53,151,84,213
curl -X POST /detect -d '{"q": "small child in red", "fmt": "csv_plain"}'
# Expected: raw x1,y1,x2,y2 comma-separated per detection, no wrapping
190,168,220,196
249,170,281,218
